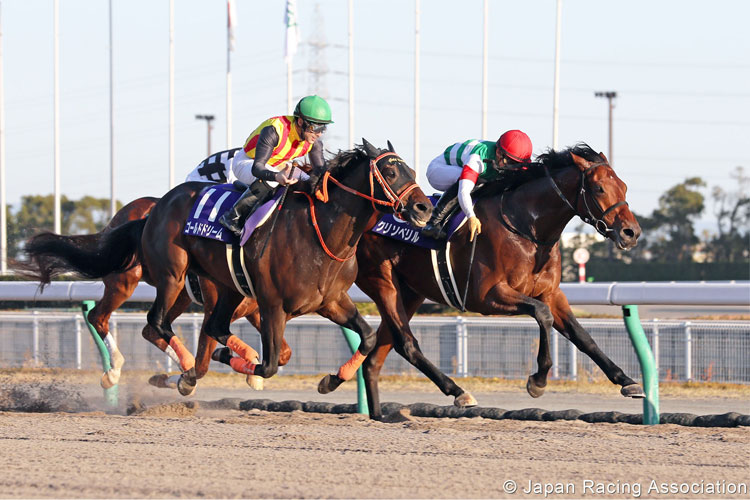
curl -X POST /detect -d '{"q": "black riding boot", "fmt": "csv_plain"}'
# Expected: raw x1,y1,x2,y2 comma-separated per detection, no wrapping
421,181,460,240
219,180,274,237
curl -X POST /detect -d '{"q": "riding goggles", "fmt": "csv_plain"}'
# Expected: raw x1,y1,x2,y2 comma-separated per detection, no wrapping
303,121,328,134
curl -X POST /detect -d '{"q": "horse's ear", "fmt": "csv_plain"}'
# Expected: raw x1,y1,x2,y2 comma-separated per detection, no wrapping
362,138,380,158
386,140,395,153
598,151,610,164
569,152,590,171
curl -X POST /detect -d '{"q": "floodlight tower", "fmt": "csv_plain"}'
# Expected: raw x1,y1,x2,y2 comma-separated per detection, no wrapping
195,114,215,156
594,91,617,166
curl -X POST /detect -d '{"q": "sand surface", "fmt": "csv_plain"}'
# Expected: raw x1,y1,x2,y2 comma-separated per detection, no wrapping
0,371,748,499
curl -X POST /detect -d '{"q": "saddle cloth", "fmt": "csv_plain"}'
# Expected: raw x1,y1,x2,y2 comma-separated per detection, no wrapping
370,194,474,311
371,195,470,249
184,184,282,244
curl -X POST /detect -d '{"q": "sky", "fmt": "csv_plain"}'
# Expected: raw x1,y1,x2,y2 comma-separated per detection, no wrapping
2,0,749,234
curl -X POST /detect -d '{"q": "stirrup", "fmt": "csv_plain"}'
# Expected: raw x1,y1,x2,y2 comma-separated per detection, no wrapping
421,222,447,240
219,213,243,237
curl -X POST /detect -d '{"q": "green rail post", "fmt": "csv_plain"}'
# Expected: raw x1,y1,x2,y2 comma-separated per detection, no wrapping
340,327,369,415
622,305,659,425
82,300,119,408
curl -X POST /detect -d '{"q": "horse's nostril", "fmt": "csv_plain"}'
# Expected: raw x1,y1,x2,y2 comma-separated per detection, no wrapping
623,228,635,238
416,203,430,213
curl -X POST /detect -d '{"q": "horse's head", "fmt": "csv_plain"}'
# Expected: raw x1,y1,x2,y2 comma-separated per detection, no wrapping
570,151,641,250
360,138,432,227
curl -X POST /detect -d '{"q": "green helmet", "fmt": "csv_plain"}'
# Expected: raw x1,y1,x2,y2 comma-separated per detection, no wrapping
293,95,333,124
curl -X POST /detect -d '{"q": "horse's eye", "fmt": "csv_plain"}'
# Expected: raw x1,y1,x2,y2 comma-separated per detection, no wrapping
596,185,605,194
385,170,397,180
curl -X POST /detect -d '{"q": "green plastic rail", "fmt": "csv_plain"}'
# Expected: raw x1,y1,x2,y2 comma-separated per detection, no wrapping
622,305,659,424
340,327,369,415
82,300,119,407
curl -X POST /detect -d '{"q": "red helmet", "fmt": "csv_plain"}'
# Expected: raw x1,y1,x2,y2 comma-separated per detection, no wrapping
497,130,532,163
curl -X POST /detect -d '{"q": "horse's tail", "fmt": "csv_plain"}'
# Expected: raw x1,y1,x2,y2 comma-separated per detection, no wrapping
21,219,147,286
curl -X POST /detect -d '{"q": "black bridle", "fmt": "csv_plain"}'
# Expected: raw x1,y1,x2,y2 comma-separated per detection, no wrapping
499,161,628,246
545,162,628,238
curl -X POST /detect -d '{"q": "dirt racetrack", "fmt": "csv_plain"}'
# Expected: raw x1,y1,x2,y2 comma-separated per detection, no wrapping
1,370,749,499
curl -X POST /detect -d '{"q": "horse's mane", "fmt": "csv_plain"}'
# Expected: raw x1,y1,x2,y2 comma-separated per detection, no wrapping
476,143,604,198
326,146,369,178
536,142,603,170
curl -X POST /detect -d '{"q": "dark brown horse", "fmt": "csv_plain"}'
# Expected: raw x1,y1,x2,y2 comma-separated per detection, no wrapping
352,144,643,419
25,140,431,395
25,196,291,391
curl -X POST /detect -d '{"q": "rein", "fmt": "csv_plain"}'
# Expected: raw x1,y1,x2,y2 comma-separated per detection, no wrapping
544,163,628,238
299,192,356,262
498,161,628,246
301,151,420,262
315,152,420,218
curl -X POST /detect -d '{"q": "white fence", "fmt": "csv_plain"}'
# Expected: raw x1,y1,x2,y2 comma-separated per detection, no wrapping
1,312,748,384
1,280,749,305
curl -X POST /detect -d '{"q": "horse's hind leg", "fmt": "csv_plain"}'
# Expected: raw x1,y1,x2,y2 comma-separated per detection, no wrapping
90,269,142,388
145,272,198,395
370,284,473,417
362,324,394,420
145,289,197,391
548,289,643,398
479,284,554,398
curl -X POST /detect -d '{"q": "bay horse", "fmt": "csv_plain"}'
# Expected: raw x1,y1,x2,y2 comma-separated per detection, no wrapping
24,196,289,391
25,140,432,395
352,144,644,419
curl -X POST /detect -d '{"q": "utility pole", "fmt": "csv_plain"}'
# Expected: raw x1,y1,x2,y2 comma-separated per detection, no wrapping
594,91,617,261
594,91,617,166
195,114,215,156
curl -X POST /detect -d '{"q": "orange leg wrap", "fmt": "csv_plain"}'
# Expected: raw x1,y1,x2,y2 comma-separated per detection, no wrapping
337,350,367,381
226,335,260,362
169,336,195,372
229,357,256,375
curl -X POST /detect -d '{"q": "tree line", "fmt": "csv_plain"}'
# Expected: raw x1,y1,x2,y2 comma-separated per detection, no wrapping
562,166,749,281
5,194,118,261
3,167,748,281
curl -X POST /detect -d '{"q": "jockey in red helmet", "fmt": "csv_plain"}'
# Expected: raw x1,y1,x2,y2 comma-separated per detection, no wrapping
422,129,533,241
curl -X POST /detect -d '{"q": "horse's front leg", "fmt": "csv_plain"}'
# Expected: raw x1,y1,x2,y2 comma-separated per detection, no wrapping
315,293,377,395
241,306,292,366
202,288,261,376
547,289,644,398
477,283,554,398
247,305,288,379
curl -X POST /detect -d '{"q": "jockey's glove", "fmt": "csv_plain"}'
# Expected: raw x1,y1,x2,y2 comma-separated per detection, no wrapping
468,216,482,242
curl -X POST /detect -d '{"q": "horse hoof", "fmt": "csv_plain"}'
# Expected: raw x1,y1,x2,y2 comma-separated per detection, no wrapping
246,375,264,391
177,368,197,397
454,392,478,407
177,376,197,396
317,374,344,395
178,367,197,395
148,374,171,389
621,384,645,398
526,377,546,398
100,369,120,389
